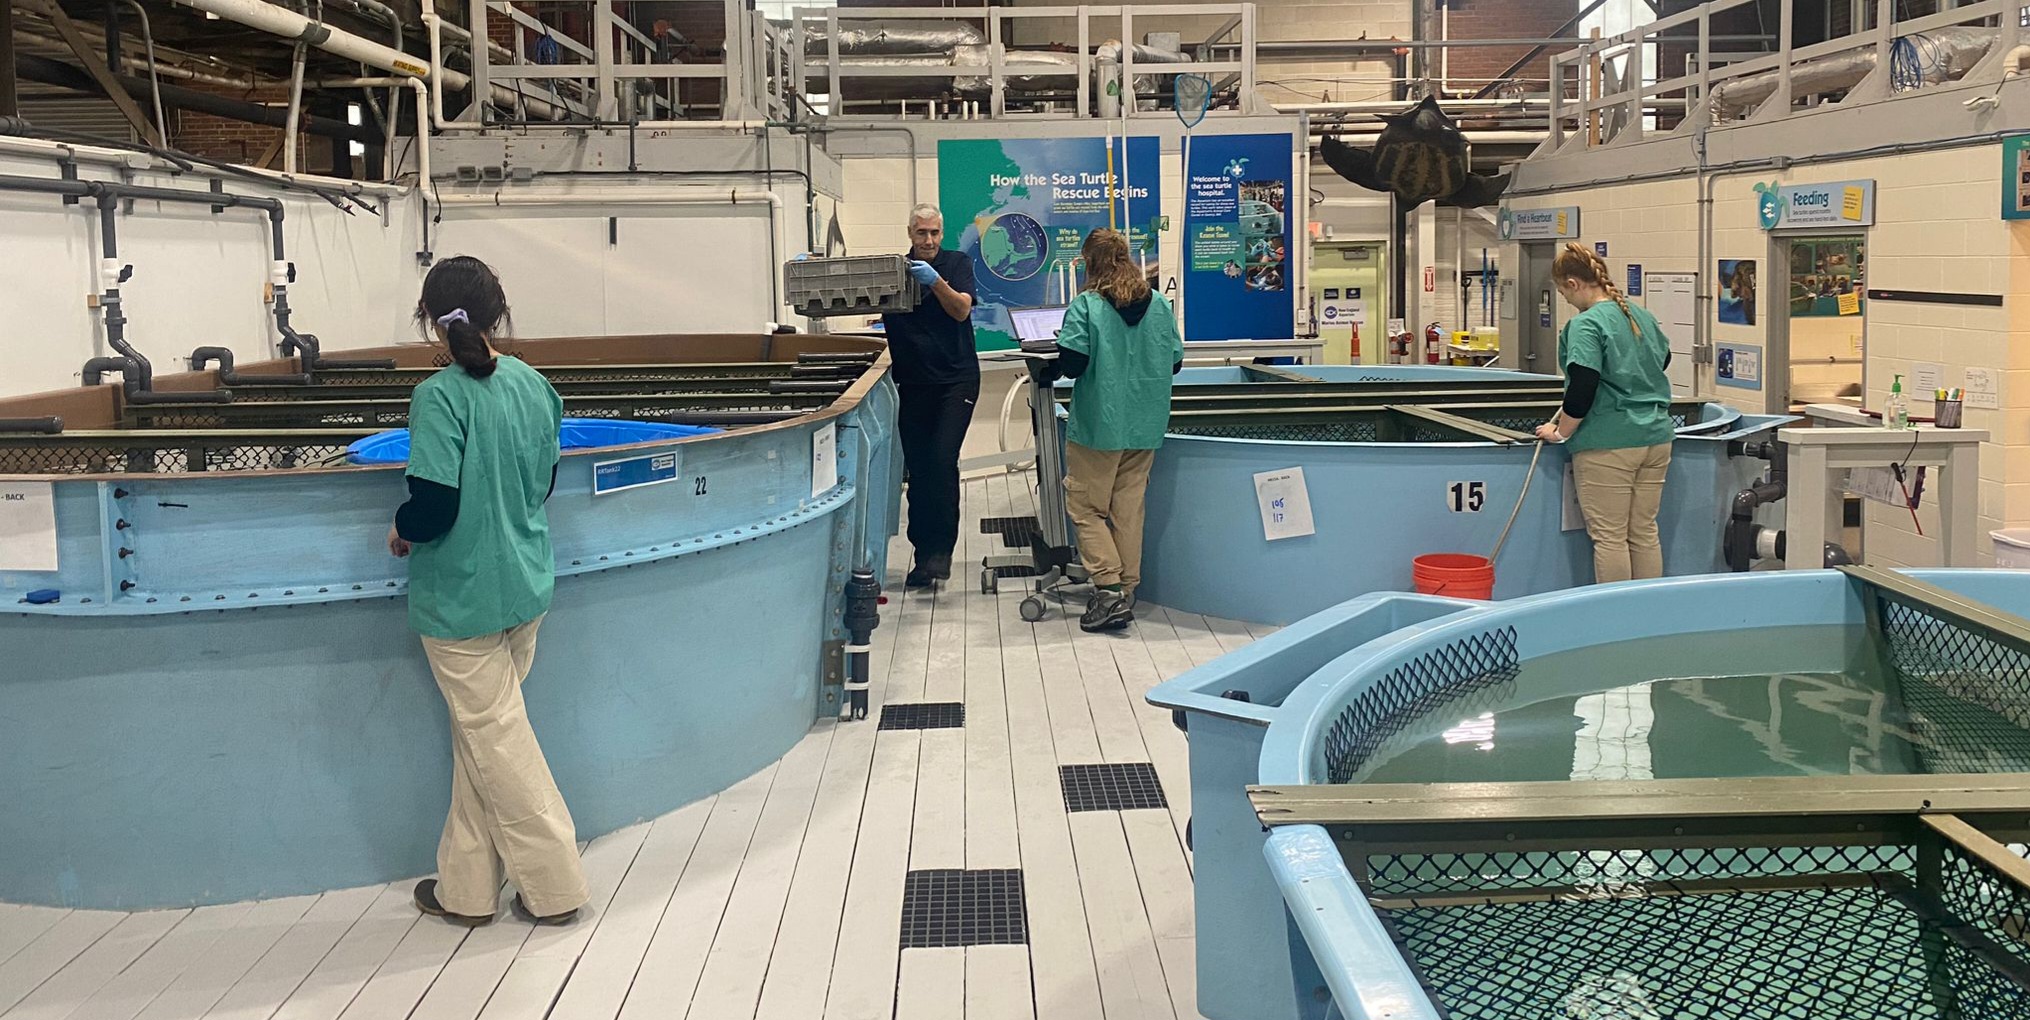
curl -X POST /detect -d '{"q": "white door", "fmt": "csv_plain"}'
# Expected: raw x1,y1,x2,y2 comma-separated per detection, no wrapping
1644,272,1698,397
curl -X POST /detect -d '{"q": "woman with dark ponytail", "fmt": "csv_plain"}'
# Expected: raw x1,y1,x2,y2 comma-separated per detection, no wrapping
1538,241,1677,584
388,256,587,928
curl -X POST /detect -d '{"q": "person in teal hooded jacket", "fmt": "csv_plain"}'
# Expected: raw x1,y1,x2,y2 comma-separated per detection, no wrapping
1057,228,1184,633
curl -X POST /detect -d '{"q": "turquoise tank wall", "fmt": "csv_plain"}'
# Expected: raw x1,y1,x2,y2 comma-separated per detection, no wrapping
0,373,900,909
1133,367,1789,625
1152,569,2030,1020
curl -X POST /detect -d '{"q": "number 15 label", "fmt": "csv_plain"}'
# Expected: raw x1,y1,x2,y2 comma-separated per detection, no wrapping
1447,481,1486,513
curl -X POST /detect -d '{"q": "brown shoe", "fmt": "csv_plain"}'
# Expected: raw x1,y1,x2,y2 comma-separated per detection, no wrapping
512,894,579,926
413,880,494,927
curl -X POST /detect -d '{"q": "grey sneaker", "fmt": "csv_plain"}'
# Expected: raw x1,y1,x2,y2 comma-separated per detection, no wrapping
1080,591,1134,632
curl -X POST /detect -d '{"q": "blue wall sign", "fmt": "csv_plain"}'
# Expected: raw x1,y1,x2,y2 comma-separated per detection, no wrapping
939,137,1163,352
1183,132,1296,341
1716,343,1763,390
1595,241,1609,258
594,451,680,495
1756,180,1875,230
1627,264,1643,296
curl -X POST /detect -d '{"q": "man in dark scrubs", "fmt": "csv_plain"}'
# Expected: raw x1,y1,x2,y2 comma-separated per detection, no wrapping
883,204,979,589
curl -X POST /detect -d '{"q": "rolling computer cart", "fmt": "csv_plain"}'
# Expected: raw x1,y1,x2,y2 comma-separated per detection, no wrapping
980,347,1088,622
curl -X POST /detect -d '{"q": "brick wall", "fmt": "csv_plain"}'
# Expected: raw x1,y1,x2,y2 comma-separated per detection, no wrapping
1440,0,1580,95
170,84,327,172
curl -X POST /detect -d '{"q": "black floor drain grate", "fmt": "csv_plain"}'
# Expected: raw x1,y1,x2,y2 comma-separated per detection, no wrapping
980,516,1042,550
899,868,1030,949
1060,763,1169,812
878,702,966,731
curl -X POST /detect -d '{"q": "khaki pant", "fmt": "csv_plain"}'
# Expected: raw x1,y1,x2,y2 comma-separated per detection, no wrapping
419,615,588,918
1572,442,1673,585
1064,442,1156,593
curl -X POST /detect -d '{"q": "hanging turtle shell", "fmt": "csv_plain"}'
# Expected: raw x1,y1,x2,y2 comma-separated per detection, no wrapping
1319,96,1510,210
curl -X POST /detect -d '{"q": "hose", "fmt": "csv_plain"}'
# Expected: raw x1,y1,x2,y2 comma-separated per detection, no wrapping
1488,439,1547,567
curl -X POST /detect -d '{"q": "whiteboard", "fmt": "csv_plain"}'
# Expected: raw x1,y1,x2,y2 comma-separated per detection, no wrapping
1644,272,1698,396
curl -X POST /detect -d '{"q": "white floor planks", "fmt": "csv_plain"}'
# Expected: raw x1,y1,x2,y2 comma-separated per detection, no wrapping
3,909,188,1020
0,911,125,1016
0,473,1252,1020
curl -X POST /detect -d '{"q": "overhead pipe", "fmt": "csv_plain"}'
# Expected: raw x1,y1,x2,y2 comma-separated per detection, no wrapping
12,23,262,87
167,0,564,119
283,42,308,173
14,54,380,144
16,32,259,87
310,76,430,184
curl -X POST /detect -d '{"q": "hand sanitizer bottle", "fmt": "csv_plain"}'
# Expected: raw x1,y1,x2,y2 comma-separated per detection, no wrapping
1885,374,1910,430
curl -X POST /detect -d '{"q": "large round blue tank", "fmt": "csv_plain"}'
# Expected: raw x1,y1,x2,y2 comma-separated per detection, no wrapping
0,336,901,909
1152,568,2030,1020
1132,366,1792,625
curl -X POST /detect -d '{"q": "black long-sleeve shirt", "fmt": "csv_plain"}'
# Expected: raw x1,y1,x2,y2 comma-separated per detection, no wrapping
1563,353,1670,419
395,464,557,544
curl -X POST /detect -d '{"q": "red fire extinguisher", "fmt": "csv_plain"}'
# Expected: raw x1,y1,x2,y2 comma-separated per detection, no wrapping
1424,322,1442,365
1350,323,1361,360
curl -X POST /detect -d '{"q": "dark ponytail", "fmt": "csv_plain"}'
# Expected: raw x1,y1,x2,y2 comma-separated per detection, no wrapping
416,255,512,379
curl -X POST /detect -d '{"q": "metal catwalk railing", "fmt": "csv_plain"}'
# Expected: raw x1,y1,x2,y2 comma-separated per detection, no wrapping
1543,0,2024,154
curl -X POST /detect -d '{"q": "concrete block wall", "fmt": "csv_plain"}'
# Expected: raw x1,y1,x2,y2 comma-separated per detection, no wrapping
1506,146,2023,568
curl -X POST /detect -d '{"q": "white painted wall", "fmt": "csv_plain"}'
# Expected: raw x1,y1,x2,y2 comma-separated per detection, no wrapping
1,141,815,400
1,145,423,399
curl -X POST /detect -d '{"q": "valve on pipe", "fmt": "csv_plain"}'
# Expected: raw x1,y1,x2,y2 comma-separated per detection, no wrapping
842,568,882,720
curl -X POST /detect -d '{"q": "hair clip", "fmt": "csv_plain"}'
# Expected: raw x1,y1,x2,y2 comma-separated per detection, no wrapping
436,308,471,327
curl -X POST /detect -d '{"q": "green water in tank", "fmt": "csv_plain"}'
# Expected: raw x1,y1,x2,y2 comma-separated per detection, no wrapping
1360,625,2030,785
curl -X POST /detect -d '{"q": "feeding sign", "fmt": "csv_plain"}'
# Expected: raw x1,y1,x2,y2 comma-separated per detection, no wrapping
1447,481,1487,513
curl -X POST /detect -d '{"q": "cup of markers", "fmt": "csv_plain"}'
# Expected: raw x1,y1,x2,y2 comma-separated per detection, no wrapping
1935,388,1964,429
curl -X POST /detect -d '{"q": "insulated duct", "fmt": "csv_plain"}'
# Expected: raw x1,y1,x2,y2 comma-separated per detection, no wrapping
952,46,1080,93
802,20,984,56
1710,26,1994,122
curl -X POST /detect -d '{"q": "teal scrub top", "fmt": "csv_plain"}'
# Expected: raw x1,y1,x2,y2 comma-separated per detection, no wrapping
1558,300,1675,453
1057,290,1184,451
404,357,564,640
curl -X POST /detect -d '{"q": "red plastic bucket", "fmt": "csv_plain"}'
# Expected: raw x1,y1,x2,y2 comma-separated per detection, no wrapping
1412,553,1496,600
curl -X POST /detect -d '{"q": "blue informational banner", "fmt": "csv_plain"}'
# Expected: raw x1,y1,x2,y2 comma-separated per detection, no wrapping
1183,133,1296,341
593,451,680,495
1627,264,1643,296
938,137,1163,352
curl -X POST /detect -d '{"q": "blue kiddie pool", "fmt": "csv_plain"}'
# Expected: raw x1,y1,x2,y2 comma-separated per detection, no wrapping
346,417,720,465
1152,567,2030,1020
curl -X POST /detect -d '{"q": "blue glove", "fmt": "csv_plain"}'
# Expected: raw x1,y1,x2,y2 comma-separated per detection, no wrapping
792,252,812,261
908,260,941,287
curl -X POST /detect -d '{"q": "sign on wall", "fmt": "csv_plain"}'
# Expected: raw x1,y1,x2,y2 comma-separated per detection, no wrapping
1319,287,1366,326
1497,205,1581,241
1755,179,1875,230
1716,342,1763,390
938,137,1163,352
0,481,57,572
2004,135,2030,219
1184,132,1297,341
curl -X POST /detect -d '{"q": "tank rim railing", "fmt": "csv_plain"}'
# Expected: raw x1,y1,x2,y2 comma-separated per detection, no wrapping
0,349,894,482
